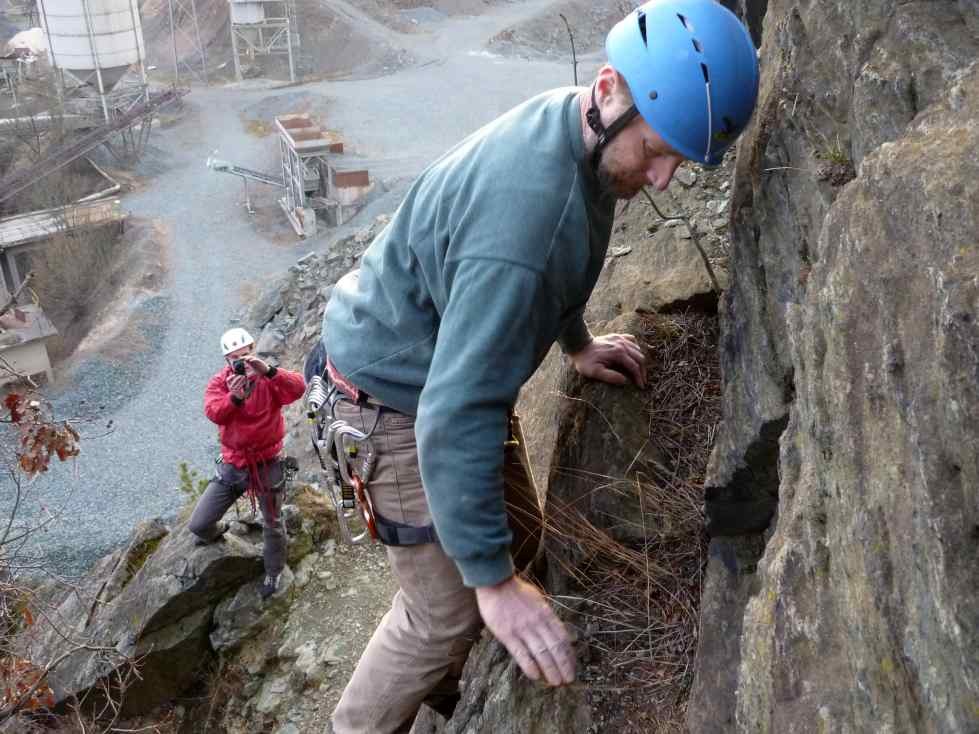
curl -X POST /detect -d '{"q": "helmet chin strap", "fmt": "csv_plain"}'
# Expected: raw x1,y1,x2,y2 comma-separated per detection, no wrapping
585,82,640,172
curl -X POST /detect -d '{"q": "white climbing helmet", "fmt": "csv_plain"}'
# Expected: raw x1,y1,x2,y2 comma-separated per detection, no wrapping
220,327,255,356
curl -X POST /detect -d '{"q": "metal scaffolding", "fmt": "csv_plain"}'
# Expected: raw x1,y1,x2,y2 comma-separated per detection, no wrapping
0,87,188,206
276,113,333,236
207,112,371,237
229,0,297,82
167,0,209,85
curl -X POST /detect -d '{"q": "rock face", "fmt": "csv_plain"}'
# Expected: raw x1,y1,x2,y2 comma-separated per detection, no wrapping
690,2,979,732
20,493,329,717
21,521,259,715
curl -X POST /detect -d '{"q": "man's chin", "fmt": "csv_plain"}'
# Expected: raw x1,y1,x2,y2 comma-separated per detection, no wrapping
611,182,644,200
596,165,643,199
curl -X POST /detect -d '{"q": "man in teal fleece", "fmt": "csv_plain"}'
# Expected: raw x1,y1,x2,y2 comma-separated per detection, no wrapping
319,1,759,730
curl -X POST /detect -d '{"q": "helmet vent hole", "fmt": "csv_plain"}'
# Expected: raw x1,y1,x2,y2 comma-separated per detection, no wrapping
637,10,647,45
677,13,694,32
692,38,703,53
700,63,710,84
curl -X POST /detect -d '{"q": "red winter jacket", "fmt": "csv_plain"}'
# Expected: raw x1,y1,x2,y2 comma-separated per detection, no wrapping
204,366,306,468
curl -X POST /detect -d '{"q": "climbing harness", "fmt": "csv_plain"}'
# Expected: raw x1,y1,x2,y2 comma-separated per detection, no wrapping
220,454,296,525
307,373,378,544
305,370,439,546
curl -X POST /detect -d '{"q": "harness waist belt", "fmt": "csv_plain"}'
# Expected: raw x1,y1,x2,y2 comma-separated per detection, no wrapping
373,509,439,547
327,356,403,415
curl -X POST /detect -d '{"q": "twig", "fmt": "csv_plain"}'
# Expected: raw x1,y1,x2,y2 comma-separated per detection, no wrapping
558,14,578,86
0,272,35,321
641,189,721,292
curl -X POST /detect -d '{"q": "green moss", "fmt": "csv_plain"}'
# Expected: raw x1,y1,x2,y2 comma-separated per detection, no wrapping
122,535,164,589
817,142,850,166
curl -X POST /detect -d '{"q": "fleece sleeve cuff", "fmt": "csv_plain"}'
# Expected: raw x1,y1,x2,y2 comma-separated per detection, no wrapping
455,548,515,588
557,315,593,355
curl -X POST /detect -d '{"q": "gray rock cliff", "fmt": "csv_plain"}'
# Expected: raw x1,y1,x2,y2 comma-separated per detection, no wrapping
689,2,979,731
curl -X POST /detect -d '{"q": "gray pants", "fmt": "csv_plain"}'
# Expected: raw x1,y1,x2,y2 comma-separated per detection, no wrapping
331,402,542,734
188,459,287,576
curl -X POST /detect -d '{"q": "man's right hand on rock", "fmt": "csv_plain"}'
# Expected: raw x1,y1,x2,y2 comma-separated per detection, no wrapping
475,575,575,687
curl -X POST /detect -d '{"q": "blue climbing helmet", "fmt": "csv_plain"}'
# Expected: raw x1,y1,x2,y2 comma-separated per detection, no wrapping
601,0,759,167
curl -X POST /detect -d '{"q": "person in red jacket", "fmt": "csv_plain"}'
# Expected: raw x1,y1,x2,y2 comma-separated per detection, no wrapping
189,327,306,599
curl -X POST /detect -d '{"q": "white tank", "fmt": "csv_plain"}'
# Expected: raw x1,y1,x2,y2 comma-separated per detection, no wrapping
230,0,266,25
37,0,144,90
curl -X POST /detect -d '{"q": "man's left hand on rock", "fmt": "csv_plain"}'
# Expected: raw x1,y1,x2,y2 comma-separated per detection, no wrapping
570,333,647,388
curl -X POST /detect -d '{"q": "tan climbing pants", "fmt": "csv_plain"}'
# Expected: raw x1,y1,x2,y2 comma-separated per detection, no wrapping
330,400,543,734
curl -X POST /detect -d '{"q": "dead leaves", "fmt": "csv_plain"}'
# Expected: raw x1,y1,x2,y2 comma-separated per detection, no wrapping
4,392,80,477
0,656,55,713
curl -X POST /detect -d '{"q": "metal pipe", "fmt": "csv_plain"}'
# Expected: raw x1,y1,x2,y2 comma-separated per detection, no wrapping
189,0,208,84
230,18,242,82
127,0,147,88
35,0,63,107
79,0,111,123
168,0,179,85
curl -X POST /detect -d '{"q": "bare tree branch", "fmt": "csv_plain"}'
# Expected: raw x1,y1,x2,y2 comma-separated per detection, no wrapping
0,272,35,321
558,14,579,86
641,188,722,292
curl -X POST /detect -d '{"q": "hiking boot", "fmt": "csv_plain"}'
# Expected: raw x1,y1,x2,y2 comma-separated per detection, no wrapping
193,521,229,547
259,572,282,600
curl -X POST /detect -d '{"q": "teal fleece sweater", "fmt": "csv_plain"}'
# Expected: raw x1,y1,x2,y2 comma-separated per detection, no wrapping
324,88,615,586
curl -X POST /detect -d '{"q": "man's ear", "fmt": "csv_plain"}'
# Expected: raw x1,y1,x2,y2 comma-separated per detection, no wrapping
594,65,617,107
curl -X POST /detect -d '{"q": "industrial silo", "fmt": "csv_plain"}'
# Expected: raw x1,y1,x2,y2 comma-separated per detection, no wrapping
36,0,145,108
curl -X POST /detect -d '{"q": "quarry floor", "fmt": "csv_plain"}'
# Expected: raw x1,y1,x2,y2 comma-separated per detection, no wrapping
25,0,607,575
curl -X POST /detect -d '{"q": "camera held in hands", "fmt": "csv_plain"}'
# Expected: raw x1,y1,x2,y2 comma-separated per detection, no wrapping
232,359,247,376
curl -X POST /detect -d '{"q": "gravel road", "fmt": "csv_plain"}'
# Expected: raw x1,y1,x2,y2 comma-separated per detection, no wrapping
20,0,605,574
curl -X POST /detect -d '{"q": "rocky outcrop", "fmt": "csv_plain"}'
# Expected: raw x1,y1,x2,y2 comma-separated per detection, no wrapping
690,2,979,731
20,490,331,717
417,638,592,734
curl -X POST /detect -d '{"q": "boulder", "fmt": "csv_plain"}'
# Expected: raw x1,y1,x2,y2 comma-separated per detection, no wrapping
411,639,591,734
545,313,671,547
250,278,287,328
20,523,263,715
588,226,723,324
256,324,287,357
210,566,296,653
454,307,718,731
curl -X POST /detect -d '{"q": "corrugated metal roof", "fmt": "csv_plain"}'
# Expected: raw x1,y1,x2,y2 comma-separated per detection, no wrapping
0,198,126,250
